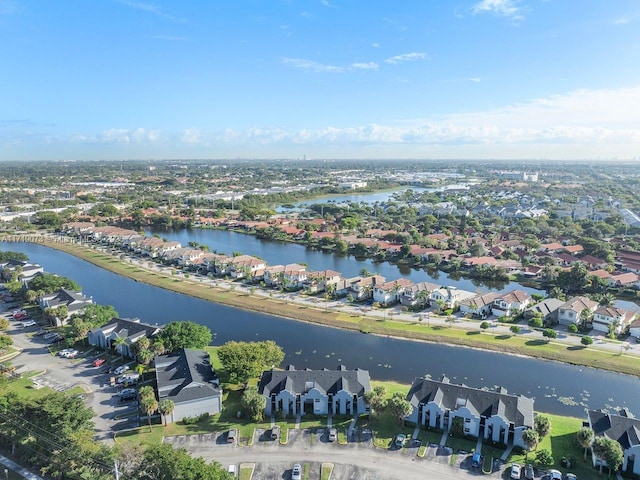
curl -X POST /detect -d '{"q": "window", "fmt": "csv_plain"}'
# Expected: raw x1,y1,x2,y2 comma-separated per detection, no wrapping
465,418,471,423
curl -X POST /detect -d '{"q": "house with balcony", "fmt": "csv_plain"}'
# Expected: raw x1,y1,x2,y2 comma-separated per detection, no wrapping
491,290,533,317
349,275,385,301
459,292,499,318
400,281,440,309
557,296,599,327
258,365,371,417
430,287,476,310
588,409,640,476
372,278,414,306
229,255,267,280
303,270,343,294
405,375,534,448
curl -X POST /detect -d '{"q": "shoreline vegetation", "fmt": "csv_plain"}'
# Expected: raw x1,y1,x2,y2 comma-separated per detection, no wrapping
5,234,640,377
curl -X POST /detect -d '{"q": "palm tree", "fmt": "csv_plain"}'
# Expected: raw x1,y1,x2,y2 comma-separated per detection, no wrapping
580,308,594,329
141,396,158,432
158,399,175,427
576,427,595,461
112,335,128,358
522,429,539,460
598,293,615,307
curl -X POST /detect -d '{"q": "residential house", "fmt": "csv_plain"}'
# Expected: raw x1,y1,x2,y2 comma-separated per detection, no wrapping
523,298,565,324
630,317,640,338
350,275,386,301
400,281,440,309
0,260,44,282
283,264,309,290
154,349,222,424
88,317,162,358
372,278,414,306
258,365,371,417
588,409,640,475
491,290,533,317
459,292,499,318
38,288,93,327
581,255,608,270
303,270,342,294
430,287,476,310
405,375,534,449
616,250,640,274
557,296,599,327
592,306,636,335
264,265,285,287
229,255,267,280
608,272,640,288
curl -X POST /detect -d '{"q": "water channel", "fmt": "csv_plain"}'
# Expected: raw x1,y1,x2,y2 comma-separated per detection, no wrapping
5,242,640,418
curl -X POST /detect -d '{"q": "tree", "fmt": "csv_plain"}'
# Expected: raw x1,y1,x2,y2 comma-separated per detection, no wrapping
542,329,557,340
592,436,624,474
579,308,594,328
160,321,213,352
28,273,81,295
534,415,551,438
135,443,230,480
522,429,539,460
158,399,175,427
71,303,119,328
528,315,544,328
581,336,593,346
480,321,490,329
141,395,159,432
576,427,595,461
388,392,412,426
0,317,9,332
241,386,266,422
364,385,388,417
0,334,13,351
217,340,285,383
113,335,128,358
510,325,521,334
535,448,554,468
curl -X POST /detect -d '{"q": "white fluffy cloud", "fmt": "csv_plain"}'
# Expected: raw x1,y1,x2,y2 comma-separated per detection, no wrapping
384,52,428,64
471,0,524,20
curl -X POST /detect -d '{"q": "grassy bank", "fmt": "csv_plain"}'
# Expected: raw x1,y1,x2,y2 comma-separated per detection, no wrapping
8,236,640,376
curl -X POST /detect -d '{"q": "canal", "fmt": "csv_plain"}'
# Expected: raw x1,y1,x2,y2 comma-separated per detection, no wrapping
5,242,640,417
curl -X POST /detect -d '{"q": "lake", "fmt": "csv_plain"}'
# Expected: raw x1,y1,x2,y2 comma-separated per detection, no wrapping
4,242,640,417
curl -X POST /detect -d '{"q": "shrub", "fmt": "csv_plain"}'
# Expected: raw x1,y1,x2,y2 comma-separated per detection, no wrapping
510,325,521,334
480,321,490,330
567,324,578,333
581,336,593,346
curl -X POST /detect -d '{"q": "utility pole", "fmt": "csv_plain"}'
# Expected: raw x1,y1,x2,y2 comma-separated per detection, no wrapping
113,459,120,480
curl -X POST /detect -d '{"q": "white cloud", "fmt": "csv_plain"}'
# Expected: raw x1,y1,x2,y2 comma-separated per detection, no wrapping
468,77,481,82
282,58,344,73
351,62,379,70
613,18,629,25
115,0,182,22
320,0,332,7
471,0,524,20
95,128,162,144
372,43,380,48
384,52,429,64
181,128,202,144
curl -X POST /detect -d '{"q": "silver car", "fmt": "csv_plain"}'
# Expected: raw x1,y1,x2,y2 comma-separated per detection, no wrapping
291,463,302,480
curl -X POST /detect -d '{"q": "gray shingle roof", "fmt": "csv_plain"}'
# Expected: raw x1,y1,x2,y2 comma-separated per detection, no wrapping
92,317,161,343
589,409,640,450
406,375,534,427
258,365,371,397
154,349,221,404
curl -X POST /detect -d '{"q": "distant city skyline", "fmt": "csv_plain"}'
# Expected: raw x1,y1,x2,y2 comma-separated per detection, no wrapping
1,0,639,161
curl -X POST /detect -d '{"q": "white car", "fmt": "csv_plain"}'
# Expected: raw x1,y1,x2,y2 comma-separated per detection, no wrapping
549,470,562,480
113,365,130,375
58,348,74,356
20,319,37,327
510,463,522,479
60,349,79,358
291,464,302,480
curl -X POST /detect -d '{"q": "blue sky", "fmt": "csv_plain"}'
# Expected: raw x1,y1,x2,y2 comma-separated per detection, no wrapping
1,0,639,161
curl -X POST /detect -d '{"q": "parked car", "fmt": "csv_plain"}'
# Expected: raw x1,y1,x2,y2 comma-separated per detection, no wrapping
227,429,237,444
328,428,337,442
227,465,236,477
524,463,534,480
58,348,74,356
60,349,79,358
113,365,130,375
270,425,281,440
472,452,483,469
20,319,37,328
291,464,302,480
510,463,522,479
118,388,137,401
116,373,140,384
394,433,406,448
47,334,63,343
93,358,106,367
549,470,562,480
565,474,577,480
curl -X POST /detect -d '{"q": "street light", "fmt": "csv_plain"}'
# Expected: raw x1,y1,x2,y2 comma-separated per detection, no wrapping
5,468,9,480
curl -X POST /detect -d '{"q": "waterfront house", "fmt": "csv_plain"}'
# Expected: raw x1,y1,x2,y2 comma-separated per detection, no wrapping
303,270,343,294
459,292,499,318
523,298,565,324
430,287,476,310
588,409,640,475
264,265,285,287
557,296,599,327
258,365,371,417
350,275,385,301
372,278,414,306
592,306,636,335
491,290,532,317
405,375,534,448
0,260,44,282
400,281,440,309
154,349,222,424
608,272,640,288
228,255,267,280
88,317,162,358
282,264,309,290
